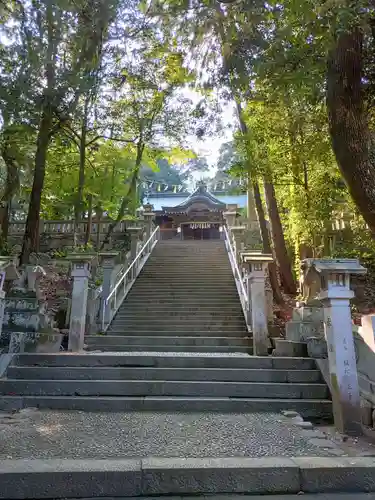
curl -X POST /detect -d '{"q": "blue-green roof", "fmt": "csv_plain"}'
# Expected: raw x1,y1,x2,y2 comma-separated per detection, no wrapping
146,193,247,211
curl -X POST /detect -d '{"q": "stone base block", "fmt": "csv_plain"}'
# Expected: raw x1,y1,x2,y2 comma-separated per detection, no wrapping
9,332,63,354
292,306,324,323
305,336,328,359
273,339,308,357
286,321,323,342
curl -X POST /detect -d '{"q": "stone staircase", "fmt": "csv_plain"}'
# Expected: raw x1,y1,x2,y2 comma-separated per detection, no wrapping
88,240,251,353
0,240,332,419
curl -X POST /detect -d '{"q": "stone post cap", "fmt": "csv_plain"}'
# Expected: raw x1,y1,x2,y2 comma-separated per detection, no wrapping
230,225,247,233
143,203,154,213
143,211,155,218
66,253,95,277
226,203,238,211
241,252,273,264
303,258,367,275
127,226,143,233
99,251,119,267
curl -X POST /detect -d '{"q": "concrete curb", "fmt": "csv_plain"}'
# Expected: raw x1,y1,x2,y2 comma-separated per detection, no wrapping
1,456,375,498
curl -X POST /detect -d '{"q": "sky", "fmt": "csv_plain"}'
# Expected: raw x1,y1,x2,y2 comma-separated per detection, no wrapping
183,89,236,171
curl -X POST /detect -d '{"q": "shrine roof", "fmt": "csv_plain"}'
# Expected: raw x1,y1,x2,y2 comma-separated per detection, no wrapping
144,183,247,212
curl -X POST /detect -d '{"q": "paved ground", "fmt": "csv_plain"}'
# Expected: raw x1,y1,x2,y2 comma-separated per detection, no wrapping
51,496,375,499
1,409,374,459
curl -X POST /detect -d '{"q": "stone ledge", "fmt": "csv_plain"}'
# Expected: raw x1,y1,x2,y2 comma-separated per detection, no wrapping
1,456,375,498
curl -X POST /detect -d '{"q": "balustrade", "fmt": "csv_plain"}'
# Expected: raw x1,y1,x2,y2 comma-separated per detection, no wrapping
100,226,160,331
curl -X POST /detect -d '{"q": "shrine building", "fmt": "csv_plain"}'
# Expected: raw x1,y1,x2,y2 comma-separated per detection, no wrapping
144,181,247,240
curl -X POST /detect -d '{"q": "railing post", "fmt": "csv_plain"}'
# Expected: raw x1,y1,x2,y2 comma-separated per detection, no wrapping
67,254,93,352
223,209,237,229
128,227,143,279
99,252,119,328
242,252,274,356
143,204,155,254
230,226,246,265
307,258,366,436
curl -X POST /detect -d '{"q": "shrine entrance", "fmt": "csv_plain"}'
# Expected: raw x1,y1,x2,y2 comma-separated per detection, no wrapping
181,222,221,240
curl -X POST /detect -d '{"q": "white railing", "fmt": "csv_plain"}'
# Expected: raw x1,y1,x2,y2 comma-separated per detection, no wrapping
223,225,250,329
101,226,160,330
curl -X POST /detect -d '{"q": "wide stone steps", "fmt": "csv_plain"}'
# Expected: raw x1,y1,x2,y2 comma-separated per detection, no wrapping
86,345,252,353
86,335,251,347
0,353,332,418
7,366,323,382
109,321,247,329
114,311,245,319
106,330,248,337
0,379,329,398
12,353,314,368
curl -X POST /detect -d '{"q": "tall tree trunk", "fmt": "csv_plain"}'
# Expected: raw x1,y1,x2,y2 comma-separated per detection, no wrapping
327,27,375,233
100,144,143,250
253,181,284,305
84,194,93,248
20,112,52,264
74,96,90,247
263,179,296,295
0,139,19,245
21,1,55,264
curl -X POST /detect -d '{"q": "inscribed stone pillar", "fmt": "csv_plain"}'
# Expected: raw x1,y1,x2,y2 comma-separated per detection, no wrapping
311,258,366,435
242,252,274,356
99,252,118,327
67,255,92,352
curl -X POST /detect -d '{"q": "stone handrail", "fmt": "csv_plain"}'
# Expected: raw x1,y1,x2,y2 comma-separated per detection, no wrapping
223,225,250,326
101,226,160,331
8,219,141,235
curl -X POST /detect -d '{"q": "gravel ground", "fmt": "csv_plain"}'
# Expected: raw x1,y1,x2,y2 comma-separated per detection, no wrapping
0,409,358,459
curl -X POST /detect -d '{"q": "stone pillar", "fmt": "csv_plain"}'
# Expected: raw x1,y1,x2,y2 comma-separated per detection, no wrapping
242,252,274,356
223,211,237,229
143,207,155,253
0,269,6,340
67,255,92,352
230,226,246,264
128,227,142,279
99,252,118,327
309,258,366,435
247,185,257,224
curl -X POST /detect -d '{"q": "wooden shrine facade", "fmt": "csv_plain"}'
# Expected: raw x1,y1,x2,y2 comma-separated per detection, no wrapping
153,181,226,240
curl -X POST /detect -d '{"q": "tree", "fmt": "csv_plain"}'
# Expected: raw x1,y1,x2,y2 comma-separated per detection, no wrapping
2,0,122,263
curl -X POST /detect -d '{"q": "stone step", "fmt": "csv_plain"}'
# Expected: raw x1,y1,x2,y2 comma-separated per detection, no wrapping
106,325,247,333
7,366,323,383
123,299,242,305
85,345,253,353
106,329,248,337
110,318,246,326
12,353,317,370
113,311,245,318
115,311,245,318
274,339,308,357
3,454,374,498
126,292,240,298
85,336,251,347
132,284,237,290
0,395,332,418
0,379,329,398
116,305,245,312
